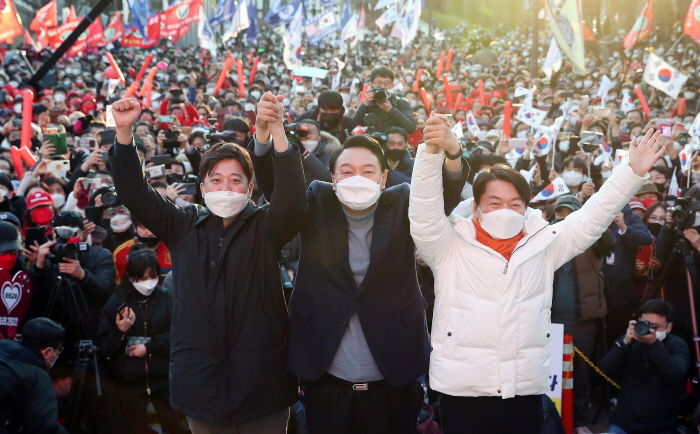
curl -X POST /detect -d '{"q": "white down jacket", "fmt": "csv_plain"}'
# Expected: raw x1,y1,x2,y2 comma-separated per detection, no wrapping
408,145,647,399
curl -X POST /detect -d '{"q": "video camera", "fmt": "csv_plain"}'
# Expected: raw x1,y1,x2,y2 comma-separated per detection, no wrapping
50,241,87,264
372,87,392,105
204,129,240,146
666,195,700,231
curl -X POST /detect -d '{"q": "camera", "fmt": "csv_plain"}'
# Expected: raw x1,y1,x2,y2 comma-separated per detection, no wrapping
204,130,239,145
667,196,700,231
634,320,655,336
372,87,392,105
99,187,120,208
50,241,85,263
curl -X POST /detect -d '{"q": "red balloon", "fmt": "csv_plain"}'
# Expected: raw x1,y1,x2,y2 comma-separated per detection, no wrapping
104,66,120,80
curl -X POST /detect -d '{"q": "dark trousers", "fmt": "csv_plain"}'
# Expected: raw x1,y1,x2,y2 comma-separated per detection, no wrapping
303,373,420,434
564,320,598,426
113,383,188,434
439,394,544,434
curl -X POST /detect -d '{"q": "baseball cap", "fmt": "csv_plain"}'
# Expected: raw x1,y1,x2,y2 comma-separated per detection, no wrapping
25,191,54,210
554,195,582,213
0,221,20,252
0,212,21,228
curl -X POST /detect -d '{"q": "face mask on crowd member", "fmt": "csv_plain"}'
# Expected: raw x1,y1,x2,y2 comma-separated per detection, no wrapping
385,129,408,162
126,249,161,297
110,212,133,233
644,204,666,237
649,167,668,193
330,136,388,213
0,221,20,270
472,166,529,240
316,91,345,129
199,143,254,219
26,191,55,227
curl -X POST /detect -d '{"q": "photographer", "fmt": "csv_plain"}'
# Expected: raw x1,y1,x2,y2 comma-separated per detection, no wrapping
29,211,115,367
353,67,417,134
0,318,68,434
600,299,689,434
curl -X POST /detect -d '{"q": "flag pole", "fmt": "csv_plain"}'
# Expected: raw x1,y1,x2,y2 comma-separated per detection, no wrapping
620,3,647,86
666,34,685,54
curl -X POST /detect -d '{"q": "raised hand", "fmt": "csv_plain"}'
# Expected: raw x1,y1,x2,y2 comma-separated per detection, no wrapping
112,98,143,144
628,129,664,177
255,92,285,144
423,114,460,155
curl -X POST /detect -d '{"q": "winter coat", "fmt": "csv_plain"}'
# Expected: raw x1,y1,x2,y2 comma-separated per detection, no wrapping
408,144,646,398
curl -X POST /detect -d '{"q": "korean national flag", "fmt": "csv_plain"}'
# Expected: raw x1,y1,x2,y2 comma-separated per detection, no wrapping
532,177,570,203
643,53,688,99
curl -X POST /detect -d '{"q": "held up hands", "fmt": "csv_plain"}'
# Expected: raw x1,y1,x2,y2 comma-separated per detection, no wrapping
422,114,460,156
112,98,143,144
628,129,665,177
255,92,285,143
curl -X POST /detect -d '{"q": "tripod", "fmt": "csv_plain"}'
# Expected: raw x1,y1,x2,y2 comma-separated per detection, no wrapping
656,233,700,378
45,267,103,432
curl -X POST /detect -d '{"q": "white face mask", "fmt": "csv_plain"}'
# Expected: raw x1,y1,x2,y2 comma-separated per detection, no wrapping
478,207,525,240
54,93,66,103
244,103,255,112
204,190,249,218
13,103,21,114
561,170,585,187
132,278,158,296
334,176,381,211
655,330,667,341
301,140,319,153
110,213,132,233
250,90,262,100
558,140,570,153
51,193,66,209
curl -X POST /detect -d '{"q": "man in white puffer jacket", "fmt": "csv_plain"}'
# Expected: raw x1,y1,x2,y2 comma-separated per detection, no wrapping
408,115,665,434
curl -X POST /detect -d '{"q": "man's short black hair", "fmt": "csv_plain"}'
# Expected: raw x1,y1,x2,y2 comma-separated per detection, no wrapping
329,135,389,173
370,66,394,82
385,127,408,141
19,318,65,352
199,142,253,182
638,298,673,322
473,164,531,206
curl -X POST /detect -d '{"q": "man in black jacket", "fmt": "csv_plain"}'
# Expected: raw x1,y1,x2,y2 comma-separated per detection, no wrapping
252,130,468,433
353,66,417,134
0,317,67,434
384,127,414,187
600,299,689,434
110,93,307,433
299,90,356,143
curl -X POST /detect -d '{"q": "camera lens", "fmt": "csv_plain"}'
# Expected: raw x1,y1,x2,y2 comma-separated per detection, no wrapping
101,189,119,207
634,320,652,336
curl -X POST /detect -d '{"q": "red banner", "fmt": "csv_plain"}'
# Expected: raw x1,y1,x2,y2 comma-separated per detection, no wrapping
46,19,80,50
29,0,57,32
160,0,200,39
122,14,159,48
623,0,653,50
0,0,24,45
104,12,124,44
66,17,106,56
684,0,700,44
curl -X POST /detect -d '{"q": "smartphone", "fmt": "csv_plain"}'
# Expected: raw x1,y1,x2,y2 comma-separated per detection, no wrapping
180,183,197,196
589,108,612,118
146,164,166,179
47,160,70,178
116,302,128,318
100,151,109,164
46,125,68,155
661,125,672,138
84,205,104,225
163,129,179,142
508,138,528,149
150,155,173,166
160,115,174,123
79,135,96,149
636,245,655,269
579,131,604,146
105,105,115,128
25,227,48,249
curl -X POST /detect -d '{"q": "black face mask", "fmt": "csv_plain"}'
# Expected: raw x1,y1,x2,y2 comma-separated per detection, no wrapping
647,222,662,237
654,182,666,193
319,112,341,127
137,236,159,248
386,148,405,162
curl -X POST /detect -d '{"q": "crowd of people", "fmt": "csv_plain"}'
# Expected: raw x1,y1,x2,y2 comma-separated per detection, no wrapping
0,16,698,434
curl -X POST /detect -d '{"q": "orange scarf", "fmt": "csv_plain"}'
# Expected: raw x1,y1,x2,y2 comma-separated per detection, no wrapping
473,219,524,260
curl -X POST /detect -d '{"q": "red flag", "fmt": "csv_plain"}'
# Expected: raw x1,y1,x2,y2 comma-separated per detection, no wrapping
66,5,77,23
684,0,700,44
623,0,653,50
104,12,124,44
0,0,24,45
23,28,40,51
87,16,105,48
121,14,160,48
47,16,80,50
160,0,200,39
30,0,57,31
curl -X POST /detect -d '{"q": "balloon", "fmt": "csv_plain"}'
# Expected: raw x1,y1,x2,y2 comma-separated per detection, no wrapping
156,61,168,70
